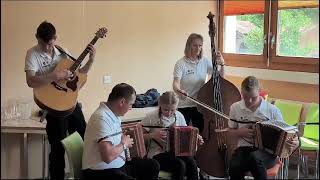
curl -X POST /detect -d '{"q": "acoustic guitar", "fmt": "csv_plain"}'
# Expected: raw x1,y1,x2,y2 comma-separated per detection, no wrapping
33,27,108,117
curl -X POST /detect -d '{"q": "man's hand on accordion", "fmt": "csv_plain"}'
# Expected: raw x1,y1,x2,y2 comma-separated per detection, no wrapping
121,134,134,149
237,125,255,138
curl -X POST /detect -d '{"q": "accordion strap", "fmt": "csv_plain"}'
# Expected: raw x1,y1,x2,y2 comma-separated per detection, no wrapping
97,131,122,143
229,119,259,124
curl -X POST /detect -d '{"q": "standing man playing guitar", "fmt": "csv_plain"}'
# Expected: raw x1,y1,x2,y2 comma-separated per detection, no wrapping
24,21,98,179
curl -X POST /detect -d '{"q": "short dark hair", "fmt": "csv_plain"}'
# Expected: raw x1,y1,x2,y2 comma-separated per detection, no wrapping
36,21,56,43
107,83,136,102
241,76,260,92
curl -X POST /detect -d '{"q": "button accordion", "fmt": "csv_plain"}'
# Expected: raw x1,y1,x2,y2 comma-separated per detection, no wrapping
254,120,298,158
168,126,199,156
121,121,147,161
153,126,199,156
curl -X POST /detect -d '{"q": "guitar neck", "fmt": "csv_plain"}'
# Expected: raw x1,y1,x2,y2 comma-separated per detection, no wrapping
70,36,99,72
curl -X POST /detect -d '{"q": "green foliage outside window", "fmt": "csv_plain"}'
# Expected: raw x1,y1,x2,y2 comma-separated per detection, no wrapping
237,8,318,57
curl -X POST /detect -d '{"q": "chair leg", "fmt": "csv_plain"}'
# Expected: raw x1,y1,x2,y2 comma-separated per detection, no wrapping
301,155,309,178
283,157,289,179
280,158,285,179
279,158,284,179
315,151,319,179
305,156,309,178
297,149,301,179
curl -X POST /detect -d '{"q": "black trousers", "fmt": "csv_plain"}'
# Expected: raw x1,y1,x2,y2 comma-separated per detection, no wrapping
82,158,160,180
45,103,86,180
178,107,204,133
229,146,277,180
153,152,198,180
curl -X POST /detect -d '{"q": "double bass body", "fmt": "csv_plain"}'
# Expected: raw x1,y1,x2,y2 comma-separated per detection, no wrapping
195,12,242,178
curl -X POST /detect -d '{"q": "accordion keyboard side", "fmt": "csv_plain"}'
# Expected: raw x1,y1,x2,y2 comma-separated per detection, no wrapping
278,130,297,158
121,122,147,160
254,122,297,158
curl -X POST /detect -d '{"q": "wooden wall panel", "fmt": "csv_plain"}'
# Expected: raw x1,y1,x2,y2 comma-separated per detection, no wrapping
225,75,319,103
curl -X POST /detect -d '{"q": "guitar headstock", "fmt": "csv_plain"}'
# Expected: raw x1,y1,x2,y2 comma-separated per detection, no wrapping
95,27,108,38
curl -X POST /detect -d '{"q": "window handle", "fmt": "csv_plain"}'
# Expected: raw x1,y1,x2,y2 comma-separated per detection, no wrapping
271,34,275,49
264,34,268,45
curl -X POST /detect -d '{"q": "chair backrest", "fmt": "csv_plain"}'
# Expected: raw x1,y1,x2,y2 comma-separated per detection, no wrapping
303,103,319,141
274,100,303,126
61,132,84,179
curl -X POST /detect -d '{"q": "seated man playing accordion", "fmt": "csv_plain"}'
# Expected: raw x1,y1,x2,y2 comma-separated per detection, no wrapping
81,83,159,180
141,91,204,180
228,76,300,180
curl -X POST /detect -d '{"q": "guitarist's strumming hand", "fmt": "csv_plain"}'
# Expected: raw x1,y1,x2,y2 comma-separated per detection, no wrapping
54,69,73,81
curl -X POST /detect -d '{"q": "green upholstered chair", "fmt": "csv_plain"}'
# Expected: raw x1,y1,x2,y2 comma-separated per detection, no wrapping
61,132,84,179
274,100,303,126
158,170,172,179
303,103,319,141
297,103,319,179
61,131,174,179
274,100,303,178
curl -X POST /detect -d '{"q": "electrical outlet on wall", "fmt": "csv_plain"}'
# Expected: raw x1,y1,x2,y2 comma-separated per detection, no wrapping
103,75,112,84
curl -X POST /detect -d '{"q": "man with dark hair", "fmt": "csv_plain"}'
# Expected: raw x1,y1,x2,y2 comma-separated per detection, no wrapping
228,76,299,180
25,21,97,179
82,83,160,180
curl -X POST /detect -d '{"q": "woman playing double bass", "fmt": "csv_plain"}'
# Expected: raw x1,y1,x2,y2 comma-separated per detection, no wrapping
172,33,225,134
174,12,242,178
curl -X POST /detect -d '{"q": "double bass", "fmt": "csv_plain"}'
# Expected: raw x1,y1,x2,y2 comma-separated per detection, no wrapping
195,12,241,178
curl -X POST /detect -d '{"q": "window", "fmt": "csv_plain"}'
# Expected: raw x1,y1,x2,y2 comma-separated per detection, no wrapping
219,0,319,73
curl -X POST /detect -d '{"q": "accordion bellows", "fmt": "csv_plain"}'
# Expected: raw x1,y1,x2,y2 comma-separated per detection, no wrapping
168,126,199,156
254,120,298,158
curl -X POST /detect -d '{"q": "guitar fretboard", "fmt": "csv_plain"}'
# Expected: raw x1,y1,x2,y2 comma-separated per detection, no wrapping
69,36,99,72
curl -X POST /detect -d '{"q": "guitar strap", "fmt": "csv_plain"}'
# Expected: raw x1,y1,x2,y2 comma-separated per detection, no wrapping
55,45,77,62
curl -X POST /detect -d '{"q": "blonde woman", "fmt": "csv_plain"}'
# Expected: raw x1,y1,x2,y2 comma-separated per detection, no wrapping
173,33,225,133
141,91,204,180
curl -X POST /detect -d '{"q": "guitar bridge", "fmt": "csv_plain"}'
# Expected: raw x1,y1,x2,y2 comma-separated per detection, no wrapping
51,82,68,92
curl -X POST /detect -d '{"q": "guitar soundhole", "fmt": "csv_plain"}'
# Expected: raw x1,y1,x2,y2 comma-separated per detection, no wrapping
66,76,79,92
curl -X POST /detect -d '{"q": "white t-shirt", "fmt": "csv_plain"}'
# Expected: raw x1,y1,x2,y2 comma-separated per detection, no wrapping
82,102,126,170
24,45,69,75
140,108,187,158
173,56,213,108
228,98,284,147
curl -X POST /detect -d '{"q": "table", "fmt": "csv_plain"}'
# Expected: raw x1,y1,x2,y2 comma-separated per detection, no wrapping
121,107,157,122
1,106,157,179
1,118,47,179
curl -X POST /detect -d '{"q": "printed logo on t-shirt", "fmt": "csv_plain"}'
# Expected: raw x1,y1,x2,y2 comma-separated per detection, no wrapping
41,60,53,68
186,69,195,75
